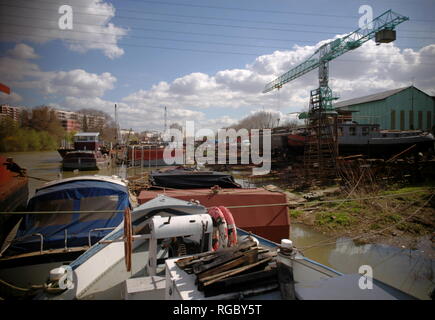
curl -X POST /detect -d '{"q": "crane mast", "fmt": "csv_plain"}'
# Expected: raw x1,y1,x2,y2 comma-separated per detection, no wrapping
262,9,409,182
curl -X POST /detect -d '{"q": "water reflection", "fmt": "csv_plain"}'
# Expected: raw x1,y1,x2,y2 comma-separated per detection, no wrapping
291,223,434,300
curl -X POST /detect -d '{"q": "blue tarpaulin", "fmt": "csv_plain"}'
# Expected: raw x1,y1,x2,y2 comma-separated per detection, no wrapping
6,179,131,256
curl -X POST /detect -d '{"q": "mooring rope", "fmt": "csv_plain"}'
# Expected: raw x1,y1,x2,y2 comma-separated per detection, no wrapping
0,189,430,215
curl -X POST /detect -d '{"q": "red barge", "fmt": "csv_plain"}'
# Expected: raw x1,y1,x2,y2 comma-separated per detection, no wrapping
137,188,290,244
0,156,28,251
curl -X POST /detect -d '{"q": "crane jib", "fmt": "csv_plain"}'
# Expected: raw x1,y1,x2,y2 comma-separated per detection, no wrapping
262,9,409,94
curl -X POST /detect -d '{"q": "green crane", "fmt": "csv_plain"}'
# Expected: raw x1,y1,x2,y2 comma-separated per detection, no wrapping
262,9,409,181
262,9,409,112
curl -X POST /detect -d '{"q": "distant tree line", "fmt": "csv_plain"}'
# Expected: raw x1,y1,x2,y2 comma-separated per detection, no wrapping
0,107,64,152
0,106,117,152
230,111,299,130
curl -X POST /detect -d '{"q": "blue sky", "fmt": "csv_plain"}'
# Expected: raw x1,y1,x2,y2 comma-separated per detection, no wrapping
0,0,434,131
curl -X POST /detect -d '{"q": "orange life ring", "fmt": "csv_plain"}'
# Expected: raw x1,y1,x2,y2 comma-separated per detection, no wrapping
218,206,238,247
124,207,132,272
207,206,228,251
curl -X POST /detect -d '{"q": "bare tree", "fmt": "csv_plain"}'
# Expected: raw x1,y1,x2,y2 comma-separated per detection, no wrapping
231,111,281,130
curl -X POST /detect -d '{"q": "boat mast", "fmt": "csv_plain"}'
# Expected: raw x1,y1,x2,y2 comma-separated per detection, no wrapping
164,106,167,132
115,104,122,145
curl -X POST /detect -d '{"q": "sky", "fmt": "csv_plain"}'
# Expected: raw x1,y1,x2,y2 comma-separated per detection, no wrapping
0,0,434,132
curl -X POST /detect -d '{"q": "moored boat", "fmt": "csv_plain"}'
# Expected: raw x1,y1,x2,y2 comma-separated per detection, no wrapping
137,188,289,244
0,175,133,293
283,123,434,158
34,195,418,300
149,166,241,189
62,150,111,171
0,156,29,255
61,132,112,171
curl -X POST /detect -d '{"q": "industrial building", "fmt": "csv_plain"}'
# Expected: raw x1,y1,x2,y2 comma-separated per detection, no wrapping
334,86,434,131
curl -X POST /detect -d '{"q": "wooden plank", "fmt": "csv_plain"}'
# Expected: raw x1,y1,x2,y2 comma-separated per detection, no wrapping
176,239,257,270
193,249,253,274
200,257,273,288
197,249,258,281
386,144,416,163
203,268,278,298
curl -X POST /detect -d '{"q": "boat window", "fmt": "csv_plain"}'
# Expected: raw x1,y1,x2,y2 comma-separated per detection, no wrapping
362,127,369,136
76,136,89,142
349,126,356,136
79,195,119,222
32,199,74,227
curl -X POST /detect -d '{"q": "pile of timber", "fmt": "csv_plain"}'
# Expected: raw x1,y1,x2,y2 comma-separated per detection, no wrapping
175,239,282,298
127,173,150,195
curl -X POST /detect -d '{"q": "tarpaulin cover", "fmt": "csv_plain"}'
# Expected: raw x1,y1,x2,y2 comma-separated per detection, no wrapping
6,180,130,256
150,168,241,189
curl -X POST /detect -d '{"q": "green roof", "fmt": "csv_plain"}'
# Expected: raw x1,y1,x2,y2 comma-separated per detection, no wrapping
334,86,410,108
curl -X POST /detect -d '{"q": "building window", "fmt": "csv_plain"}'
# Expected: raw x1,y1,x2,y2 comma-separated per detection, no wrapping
362,127,369,136
349,126,356,136
428,111,433,130
400,110,405,131
338,127,343,136
409,110,414,130
391,110,396,130
418,111,423,130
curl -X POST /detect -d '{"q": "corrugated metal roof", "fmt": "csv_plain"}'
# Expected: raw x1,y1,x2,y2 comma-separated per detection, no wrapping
334,86,410,108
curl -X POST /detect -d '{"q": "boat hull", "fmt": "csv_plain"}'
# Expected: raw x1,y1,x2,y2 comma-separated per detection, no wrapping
62,154,111,171
0,156,29,251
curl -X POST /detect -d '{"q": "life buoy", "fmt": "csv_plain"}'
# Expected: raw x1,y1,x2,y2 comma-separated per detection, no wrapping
218,206,238,247
207,207,228,251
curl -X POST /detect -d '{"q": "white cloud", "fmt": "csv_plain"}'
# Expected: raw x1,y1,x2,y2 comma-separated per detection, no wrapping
116,39,435,130
6,43,39,60
0,0,127,59
0,44,117,99
3,37,435,131
0,91,23,104
44,70,116,97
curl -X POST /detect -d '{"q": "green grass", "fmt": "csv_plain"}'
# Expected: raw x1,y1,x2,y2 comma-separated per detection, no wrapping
397,222,426,234
315,211,354,227
381,214,402,223
289,209,303,219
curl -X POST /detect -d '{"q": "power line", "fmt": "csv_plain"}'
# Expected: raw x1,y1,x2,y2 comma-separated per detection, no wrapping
0,21,291,51
5,11,435,48
3,0,434,34
1,19,433,56
109,0,435,23
1,2,434,39
2,27,435,65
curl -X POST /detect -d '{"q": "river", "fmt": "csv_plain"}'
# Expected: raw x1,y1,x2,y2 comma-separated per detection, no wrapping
2,151,434,300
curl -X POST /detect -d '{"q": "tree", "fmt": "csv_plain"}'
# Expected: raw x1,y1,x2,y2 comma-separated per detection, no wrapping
29,106,51,132
169,122,183,131
231,111,281,130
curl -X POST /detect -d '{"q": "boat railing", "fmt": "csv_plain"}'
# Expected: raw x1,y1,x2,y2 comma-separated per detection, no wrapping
88,227,117,247
12,233,44,254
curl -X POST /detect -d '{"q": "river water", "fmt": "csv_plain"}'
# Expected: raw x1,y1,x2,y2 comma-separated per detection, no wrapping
2,151,434,300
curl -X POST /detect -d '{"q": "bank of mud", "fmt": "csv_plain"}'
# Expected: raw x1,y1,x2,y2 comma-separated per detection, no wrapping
278,182,435,258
